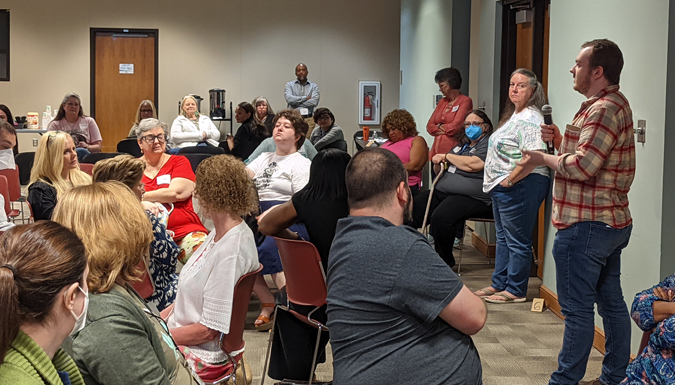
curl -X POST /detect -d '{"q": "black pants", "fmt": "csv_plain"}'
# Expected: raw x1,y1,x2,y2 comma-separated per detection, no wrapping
412,190,493,267
268,288,330,381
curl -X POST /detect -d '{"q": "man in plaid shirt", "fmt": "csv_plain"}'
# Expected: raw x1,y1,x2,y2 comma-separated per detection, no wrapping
521,39,634,385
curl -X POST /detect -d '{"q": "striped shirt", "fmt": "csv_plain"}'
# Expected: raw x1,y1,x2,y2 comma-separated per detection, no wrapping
552,85,635,229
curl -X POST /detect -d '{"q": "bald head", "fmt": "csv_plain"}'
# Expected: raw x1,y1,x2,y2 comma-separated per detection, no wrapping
295,63,308,83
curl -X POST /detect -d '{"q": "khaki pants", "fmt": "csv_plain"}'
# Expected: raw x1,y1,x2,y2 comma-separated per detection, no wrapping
304,117,316,132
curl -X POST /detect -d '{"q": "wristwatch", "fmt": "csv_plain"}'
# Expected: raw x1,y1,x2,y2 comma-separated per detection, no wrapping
507,178,514,187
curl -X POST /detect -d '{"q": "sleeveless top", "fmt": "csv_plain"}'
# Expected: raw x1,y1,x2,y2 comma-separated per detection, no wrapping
381,136,422,187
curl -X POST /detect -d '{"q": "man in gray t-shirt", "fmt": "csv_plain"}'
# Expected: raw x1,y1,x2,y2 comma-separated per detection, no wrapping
327,148,487,385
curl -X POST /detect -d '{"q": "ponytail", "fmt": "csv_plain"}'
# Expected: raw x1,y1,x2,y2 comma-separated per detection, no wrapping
0,223,87,362
0,264,20,362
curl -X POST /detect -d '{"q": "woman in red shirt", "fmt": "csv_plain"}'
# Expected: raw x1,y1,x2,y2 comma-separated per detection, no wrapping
137,118,208,264
426,67,473,167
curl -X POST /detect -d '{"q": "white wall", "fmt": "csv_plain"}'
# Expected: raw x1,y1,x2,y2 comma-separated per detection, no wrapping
543,0,668,352
0,0,401,145
475,0,501,125
400,0,454,145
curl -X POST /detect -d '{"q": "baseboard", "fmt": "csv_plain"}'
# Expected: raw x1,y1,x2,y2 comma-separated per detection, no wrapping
471,232,495,259
539,285,607,355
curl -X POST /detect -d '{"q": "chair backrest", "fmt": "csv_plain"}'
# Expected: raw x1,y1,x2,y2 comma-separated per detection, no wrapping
0,175,11,215
117,138,143,158
131,261,155,299
81,152,123,164
79,163,94,176
323,139,348,152
221,264,263,354
180,153,213,173
0,167,21,201
273,237,327,308
15,152,35,185
177,146,225,155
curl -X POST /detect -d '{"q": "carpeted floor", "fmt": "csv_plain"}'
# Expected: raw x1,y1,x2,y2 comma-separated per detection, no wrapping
242,229,605,385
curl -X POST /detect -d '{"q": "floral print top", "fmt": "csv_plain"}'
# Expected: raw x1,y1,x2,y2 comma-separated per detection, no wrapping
146,213,180,311
622,273,675,384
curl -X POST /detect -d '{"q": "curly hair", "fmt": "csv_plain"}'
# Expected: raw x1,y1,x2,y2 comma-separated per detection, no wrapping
195,155,258,216
272,109,309,150
381,109,418,140
92,155,145,188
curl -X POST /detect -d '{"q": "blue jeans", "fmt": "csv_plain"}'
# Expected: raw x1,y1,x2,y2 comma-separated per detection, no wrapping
550,222,632,385
489,173,548,298
75,147,90,162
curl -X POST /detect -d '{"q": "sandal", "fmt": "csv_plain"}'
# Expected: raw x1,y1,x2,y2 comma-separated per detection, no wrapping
254,303,275,332
474,287,498,298
484,291,526,304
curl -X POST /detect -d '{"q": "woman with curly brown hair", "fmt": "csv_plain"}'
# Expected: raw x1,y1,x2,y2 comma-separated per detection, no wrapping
381,109,428,196
162,155,260,382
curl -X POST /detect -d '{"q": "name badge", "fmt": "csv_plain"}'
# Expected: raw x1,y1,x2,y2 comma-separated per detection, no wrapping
299,107,309,116
79,122,88,130
451,105,459,113
157,174,171,185
452,146,461,154
447,165,457,173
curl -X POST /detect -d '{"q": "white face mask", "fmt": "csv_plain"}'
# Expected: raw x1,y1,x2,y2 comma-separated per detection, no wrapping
67,285,89,336
0,149,15,170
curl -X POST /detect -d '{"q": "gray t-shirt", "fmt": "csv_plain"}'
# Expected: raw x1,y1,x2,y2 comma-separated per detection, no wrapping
326,216,482,385
436,137,491,205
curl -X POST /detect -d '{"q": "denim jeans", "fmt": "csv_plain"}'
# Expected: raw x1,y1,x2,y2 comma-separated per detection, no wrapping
549,222,632,385
75,147,90,162
489,173,548,298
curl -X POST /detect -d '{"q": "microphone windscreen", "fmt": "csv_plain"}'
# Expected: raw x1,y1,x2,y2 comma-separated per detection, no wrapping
542,104,552,115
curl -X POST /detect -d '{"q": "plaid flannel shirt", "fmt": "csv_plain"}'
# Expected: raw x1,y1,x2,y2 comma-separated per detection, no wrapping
552,85,635,229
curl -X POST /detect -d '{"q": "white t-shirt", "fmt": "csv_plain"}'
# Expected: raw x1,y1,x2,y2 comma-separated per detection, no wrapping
166,221,258,363
483,107,549,193
246,152,311,202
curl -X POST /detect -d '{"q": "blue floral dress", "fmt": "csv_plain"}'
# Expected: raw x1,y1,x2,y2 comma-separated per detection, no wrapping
146,213,180,311
622,273,675,384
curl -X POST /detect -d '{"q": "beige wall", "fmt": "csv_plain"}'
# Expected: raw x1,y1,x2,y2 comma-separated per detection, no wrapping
0,0,401,146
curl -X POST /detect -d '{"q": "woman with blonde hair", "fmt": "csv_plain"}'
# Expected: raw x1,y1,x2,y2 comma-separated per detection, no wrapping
93,155,180,311
162,155,259,382
53,182,199,385
170,95,220,150
128,100,157,137
27,130,91,221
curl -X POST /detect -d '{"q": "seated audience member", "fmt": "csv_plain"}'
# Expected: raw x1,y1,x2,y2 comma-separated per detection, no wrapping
327,148,486,385
137,118,208,264
380,109,428,197
53,182,199,385
258,148,350,381
0,104,16,126
92,155,180,311
411,110,495,267
162,155,259,381
27,131,91,221
170,95,220,150
252,96,275,135
245,109,311,332
0,121,17,170
47,93,102,161
0,222,88,384
309,107,344,151
128,100,157,137
622,274,675,384
226,101,269,160
246,135,317,164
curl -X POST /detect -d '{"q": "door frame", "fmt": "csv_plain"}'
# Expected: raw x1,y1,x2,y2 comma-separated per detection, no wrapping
89,28,159,118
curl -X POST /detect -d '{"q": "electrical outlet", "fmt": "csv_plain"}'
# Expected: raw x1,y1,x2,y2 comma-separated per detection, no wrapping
33,138,38,147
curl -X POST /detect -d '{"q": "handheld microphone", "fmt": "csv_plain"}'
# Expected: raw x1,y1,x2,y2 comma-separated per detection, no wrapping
541,104,555,154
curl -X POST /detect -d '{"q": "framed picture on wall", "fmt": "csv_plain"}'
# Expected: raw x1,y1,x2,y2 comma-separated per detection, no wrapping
358,81,381,125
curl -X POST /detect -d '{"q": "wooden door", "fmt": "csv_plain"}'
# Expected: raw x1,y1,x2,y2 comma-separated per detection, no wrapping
91,30,157,153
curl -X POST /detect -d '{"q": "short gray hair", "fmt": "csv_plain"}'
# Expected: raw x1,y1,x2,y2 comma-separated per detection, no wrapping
135,118,168,139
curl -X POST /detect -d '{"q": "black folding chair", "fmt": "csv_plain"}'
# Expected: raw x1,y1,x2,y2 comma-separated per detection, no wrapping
179,153,214,173
117,138,143,157
177,146,225,155
81,153,124,164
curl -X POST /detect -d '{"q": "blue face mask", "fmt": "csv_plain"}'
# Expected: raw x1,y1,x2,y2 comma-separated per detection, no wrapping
465,124,483,141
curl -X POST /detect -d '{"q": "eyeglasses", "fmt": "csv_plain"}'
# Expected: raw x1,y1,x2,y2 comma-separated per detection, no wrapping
141,134,166,144
45,130,64,146
462,122,484,128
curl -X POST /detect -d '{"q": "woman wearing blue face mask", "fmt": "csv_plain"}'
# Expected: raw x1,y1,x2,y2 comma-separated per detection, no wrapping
0,221,89,384
411,110,495,267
